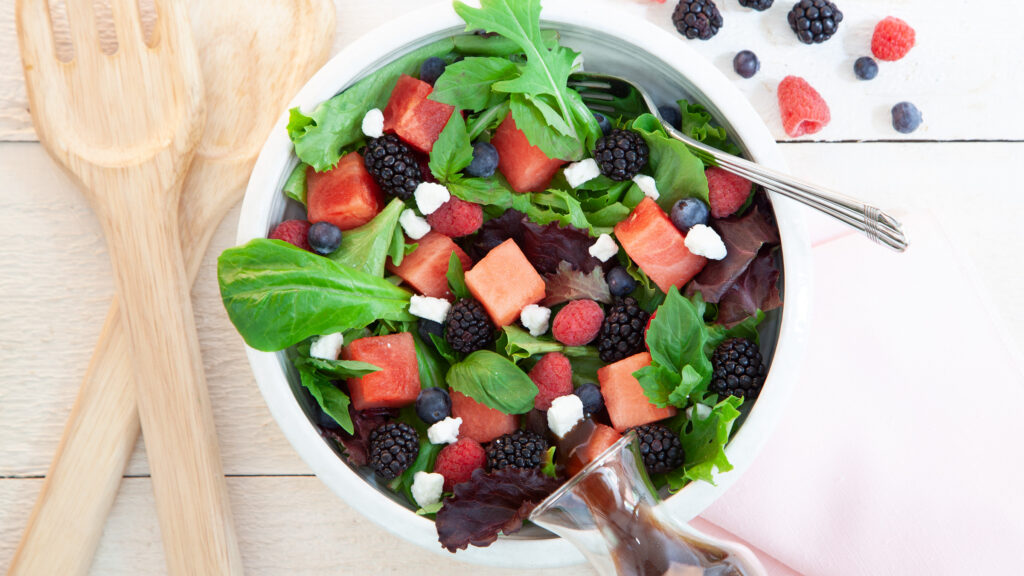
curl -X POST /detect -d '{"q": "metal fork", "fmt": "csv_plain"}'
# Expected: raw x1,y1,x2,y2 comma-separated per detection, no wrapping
570,73,908,252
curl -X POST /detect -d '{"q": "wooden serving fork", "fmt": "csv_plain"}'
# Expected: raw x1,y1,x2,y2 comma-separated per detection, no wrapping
15,1,242,575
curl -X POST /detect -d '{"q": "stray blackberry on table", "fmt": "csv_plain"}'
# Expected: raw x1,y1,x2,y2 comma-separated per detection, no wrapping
672,0,724,41
738,0,773,10
787,0,843,45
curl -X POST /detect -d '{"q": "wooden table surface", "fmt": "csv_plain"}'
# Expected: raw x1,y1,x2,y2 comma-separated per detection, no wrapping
1,1,1021,574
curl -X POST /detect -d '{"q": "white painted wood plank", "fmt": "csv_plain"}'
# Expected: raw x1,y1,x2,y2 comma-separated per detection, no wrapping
1,0,1022,142
0,476,594,575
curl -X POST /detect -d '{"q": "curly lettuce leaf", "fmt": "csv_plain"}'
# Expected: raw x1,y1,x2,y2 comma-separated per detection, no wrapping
282,162,309,206
686,203,779,303
627,114,710,211
678,99,743,159
669,396,743,487
498,325,564,363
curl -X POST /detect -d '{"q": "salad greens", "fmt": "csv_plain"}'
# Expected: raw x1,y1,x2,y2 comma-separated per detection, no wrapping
330,198,408,276
446,350,538,414
282,162,309,205
627,114,710,211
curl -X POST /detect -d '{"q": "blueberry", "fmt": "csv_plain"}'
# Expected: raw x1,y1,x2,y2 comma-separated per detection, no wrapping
417,319,444,350
658,105,682,130
415,387,452,424
419,57,446,85
670,198,710,233
854,56,878,81
891,102,923,134
593,112,613,136
733,50,760,79
606,266,637,298
313,404,341,430
464,141,499,178
307,221,342,255
573,383,604,416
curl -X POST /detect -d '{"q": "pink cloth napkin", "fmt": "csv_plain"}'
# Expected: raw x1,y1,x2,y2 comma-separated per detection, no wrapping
697,212,1024,575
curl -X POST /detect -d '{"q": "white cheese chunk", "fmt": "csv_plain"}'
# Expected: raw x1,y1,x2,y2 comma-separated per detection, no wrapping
632,174,660,200
564,158,601,188
309,332,344,361
409,295,452,324
361,108,384,139
414,181,451,216
547,394,585,438
399,209,431,240
520,304,551,337
427,416,462,445
683,224,727,260
588,233,619,262
411,471,445,508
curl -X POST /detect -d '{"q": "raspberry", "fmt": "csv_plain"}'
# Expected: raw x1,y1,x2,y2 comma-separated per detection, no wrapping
528,352,573,411
426,196,483,238
433,438,487,491
551,300,604,347
706,168,753,218
872,16,915,62
268,219,311,251
777,76,831,138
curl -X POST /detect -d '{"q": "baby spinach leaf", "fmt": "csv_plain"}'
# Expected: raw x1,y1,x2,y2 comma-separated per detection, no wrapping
330,198,406,276
498,326,563,363
218,239,414,351
282,162,308,206
414,332,447,389
296,364,354,434
629,113,709,210
430,57,518,112
447,251,470,300
429,113,475,183
446,350,538,414
447,174,515,207
452,29,560,56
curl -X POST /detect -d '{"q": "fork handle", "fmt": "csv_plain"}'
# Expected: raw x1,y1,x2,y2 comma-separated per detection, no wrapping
94,173,243,576
669,130,908,252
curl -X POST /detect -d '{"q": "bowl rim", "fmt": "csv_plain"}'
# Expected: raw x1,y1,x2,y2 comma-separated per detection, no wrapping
236,0,812,568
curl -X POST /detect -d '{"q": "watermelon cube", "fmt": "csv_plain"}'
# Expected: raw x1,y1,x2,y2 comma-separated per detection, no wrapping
567,423,622,477
342,332,421,411
451,390,519,444
598,352,677,432
386,231,472,300
382,74,455,154
614,197,707,293
491,112,566,193
307,152,384,231
464,239,546,327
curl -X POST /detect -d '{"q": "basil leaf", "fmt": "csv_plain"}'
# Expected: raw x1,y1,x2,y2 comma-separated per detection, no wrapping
498,325,563,363
447,174,514,207
446,350,538,414
282,162,308,206
429,333,461,365
297,356,381,379
297,364,354,434
429,113,475,182
218,239,413,351
414,332,447,389
541,446,557,478
430,57,518,112
329,198,406,276
447,251,470,300
453,29,560,57
634,288,713,408
629,113,709,210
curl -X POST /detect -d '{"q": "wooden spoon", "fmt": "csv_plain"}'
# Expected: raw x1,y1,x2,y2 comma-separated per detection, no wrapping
8,1,335,575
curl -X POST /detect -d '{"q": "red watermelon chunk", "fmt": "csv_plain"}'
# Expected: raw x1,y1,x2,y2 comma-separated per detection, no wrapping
451,390,519,444
464,239,546,327
567,423,623,477
386,231,472,300
491,112,566,193
382,74,454,154
307,152,384,231
598,352,677,432
614,197,707,293
342,332,421,411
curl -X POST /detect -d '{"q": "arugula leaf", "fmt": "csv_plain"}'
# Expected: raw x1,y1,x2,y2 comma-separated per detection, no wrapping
446,251,470,300
287,39,455,171
330,198,406,276
429,113,475,183
446,350,538,414
452,29,560,56
629,114,709,210
218,239,413,351
498,326,563,363
282,162,308,206
430,57,518,112
508,93,580,160
296,364,354,434
633,288,713,408
675,396,743,485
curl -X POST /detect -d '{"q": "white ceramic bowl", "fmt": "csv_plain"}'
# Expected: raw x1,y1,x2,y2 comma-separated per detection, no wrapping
237,0,812,568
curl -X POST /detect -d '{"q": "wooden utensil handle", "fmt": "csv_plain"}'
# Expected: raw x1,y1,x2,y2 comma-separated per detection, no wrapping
96,176,243,576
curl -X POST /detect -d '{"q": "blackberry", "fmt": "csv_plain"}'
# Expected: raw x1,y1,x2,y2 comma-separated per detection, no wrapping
363,134,422,200
597,297,650,363
445,298,496,354
632,424,684,475
486,430,548,470
738,0,773,10
672,0,724,41
368,422,420,480
710,338,766,399
787,0,843,45
593,129,649,181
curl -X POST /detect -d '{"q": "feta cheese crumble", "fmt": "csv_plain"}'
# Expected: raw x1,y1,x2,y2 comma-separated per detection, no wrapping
588,233,618,262
685,403,713,421
409,295,451,324
547,394,585,438
361,108,384,139
520,304,551,337
427,416,462,445
632,174,659,200
684,224,727,260
411,471,445,508
309,332,344,361
399,209,430,240
414,181,451,216
564,158,601,189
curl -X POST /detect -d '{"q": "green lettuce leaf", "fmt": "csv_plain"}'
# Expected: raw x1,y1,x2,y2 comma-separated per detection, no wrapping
628,114,709,210
678,99,742,159
452,29,560,57
430,57,518,112
296,364,354,434
446,350,538,414
429,113,475,182
329,198,406,276
446,251,471,300
498,325,564,363
282,162,308,206
673,396,743,486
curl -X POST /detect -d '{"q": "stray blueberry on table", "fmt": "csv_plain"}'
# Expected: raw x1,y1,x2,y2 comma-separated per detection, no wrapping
891,102,923,134
738,0,773,10
573,383,605,416
307,221,342,255
658,105,683,131
606,266,637,298
787,0,843,45
464,141,499,178
419,56,446,85
416,387,452,425
854,56,878,80
593,112,613,136
733,50,760,79
672,0,724,41
670,198,710,233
